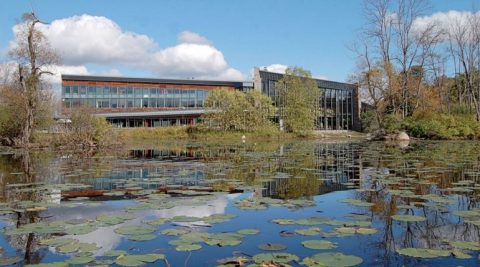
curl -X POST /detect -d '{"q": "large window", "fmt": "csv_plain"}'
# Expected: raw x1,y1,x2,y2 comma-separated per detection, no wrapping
63,85,220,112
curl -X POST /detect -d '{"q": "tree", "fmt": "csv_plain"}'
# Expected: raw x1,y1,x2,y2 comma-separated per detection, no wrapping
203,90,275,131
353,0,445,132
278,67,319,135
6,12,59,147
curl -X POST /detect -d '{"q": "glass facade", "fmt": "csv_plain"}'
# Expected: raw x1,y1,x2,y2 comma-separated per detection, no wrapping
258,71,356,131
62,86,210,109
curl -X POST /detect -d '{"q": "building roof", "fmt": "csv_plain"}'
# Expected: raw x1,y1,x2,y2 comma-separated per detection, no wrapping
62,74,250,88
258,70,357,90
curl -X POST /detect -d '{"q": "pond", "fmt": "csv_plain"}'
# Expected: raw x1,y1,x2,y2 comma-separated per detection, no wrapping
0,140,479,266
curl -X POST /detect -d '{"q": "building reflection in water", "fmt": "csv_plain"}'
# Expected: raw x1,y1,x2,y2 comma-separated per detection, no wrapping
262,142,361,198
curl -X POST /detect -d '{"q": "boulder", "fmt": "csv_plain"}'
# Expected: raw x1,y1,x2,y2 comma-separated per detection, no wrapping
395,131,410,141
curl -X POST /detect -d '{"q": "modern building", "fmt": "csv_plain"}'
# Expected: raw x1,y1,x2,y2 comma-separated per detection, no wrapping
253,68,361,131
61,68,360,130
61,75,253,128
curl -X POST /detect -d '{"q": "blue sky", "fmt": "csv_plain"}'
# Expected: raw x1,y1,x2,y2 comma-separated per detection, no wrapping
0,0,478,82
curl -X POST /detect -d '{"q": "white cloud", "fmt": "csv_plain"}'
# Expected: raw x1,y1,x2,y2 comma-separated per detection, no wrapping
42,64,91,86
262,64,289,74
257,64,328,80
101,68,122,77
413,10,480,41
177,31,213,45
8,14,244,81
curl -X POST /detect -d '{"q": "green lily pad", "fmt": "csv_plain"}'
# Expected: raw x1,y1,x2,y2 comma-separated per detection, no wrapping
66,256,94,265
271,219,296,225
397,248,450,258
115,253,165,267
104,250,126,257
391,215,426,222
449,241,480,251
203,214,237,224
114,226,155,236
258,243,287,251
161,228,189,236
64,224,97,235
143,218,169,226
252,253,299,264
97,213,134,225
302,252,363,267
302,240,337,250
452,250,472,259
237,229,259,235
56,242,80,254
25,262,68,267
0,256,23,266
295,227,322,236
128,234,156,241
175,244,202,251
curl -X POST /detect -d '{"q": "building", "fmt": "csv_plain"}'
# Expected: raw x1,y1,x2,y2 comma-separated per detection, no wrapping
61,68,360,130
61,75,253,127
253,68,361,131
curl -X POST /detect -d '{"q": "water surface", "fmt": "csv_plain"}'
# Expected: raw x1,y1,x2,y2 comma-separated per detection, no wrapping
0,140,479,266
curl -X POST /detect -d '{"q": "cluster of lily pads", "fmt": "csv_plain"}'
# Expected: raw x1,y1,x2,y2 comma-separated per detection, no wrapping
235,197,316,210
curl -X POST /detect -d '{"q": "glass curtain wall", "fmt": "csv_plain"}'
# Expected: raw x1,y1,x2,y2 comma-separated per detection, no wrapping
62,86,210,110
261,80,353,130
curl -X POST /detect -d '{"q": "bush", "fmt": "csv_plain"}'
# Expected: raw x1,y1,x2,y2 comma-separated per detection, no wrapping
383,114,403,134
404,113,480,139
55,109,115,147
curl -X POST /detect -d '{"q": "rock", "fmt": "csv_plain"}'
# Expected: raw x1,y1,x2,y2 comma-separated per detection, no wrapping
395,131,410,141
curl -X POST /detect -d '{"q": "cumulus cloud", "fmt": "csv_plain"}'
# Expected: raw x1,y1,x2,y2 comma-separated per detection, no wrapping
261,64,289,74
101,68,122,77
413,10,480,41
43,64,91,85
8,14,244,81
257,64,328,80
177,31,213,45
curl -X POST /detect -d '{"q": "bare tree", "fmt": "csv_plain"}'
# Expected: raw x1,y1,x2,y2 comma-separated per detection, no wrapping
447,11,480,121
8,12,59,147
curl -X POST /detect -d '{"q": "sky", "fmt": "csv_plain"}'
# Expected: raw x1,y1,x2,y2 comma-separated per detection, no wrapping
0,0,478,84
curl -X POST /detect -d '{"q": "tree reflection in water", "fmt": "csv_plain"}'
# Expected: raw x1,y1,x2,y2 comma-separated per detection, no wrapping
0,140,478,265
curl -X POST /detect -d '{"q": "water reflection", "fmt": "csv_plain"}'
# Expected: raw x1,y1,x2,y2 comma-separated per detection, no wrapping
0,141,479,266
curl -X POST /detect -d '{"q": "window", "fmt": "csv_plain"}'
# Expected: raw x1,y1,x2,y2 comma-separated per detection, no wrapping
135,87,143,97
118,99,126,108
119,87,126,97
127,87,134,97
96,86,103,97
88,86,95,96
72,86,79,96
134,99,142,108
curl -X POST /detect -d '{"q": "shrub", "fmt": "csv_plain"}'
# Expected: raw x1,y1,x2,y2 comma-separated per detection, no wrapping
404,113,480,139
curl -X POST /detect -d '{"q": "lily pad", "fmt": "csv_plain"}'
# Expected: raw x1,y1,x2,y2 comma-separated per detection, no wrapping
295,227,322,236
128,234,156,241
114,226,155,236
0,256,23,266
161,228,189,236
302,240,337,250
391,215,426,222
449,241,480,251
237,229,259,235
397,248,450,258
252,253,299,264
175,244,202,251
66,256,94,265
115,253,165,267
258,243,287,251
302,252,363,267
